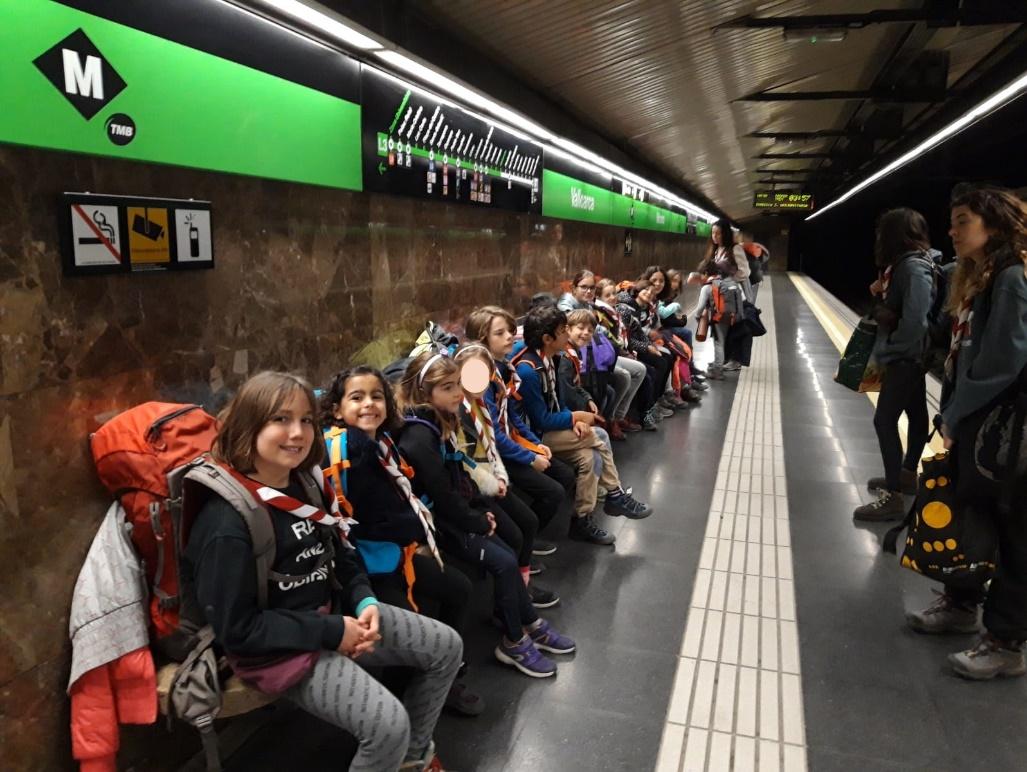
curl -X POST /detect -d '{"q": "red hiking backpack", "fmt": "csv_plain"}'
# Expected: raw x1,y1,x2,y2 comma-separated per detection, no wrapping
90,403,220,643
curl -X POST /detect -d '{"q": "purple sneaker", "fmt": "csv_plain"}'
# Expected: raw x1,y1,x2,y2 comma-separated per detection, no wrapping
495,635,557,678
529,619,576,654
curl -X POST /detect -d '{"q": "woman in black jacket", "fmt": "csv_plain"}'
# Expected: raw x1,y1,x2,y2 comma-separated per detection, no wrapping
183,371,460,771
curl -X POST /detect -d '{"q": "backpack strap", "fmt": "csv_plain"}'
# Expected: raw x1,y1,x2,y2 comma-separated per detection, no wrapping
184,462,276,610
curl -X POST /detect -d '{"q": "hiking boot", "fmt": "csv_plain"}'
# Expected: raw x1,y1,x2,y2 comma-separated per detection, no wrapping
906,592,981,634
444,680,485,717
641,410,660,431
949,635,1026,680
689,380,710,392
608,420,627,441
656,404,676,419
529,560,546,576
604,490,654,519
529,583,560,609
532,539,557,557
707,367,725,380
528,619,576,654
868,468,918,496
853,490,905,521
682,387,704,403
569,514,616,545
723,360,742,372
495,635,557,678
620,418,643,433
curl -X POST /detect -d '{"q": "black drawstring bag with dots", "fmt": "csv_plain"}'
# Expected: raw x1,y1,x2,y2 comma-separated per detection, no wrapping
883,448,998,589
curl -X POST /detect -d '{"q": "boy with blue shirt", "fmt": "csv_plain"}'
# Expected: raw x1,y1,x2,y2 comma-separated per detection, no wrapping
513,304,653,545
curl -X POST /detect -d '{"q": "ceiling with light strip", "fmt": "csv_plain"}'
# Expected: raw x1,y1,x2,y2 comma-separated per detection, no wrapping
395,0,1024,220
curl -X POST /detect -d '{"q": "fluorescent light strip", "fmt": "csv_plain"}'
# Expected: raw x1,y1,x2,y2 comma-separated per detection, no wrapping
255,0,382,50
808,68,1027,221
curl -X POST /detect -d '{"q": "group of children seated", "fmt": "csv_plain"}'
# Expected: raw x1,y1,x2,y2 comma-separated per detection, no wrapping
184,262,738,771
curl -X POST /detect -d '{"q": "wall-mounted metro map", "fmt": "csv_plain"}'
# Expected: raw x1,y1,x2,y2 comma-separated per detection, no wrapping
361,66,542,213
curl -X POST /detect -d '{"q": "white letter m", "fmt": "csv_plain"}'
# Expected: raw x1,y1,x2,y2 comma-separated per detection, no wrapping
62,49,103,99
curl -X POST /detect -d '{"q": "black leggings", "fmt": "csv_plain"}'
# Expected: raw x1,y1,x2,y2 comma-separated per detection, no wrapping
489,491,537,567
634,350,673,411
371,553,473,635
444,508,538,641
507,459,573,536
873,360,928,491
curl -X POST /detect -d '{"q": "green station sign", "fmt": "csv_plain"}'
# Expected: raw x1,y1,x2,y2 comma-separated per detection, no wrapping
542,169,689,234
0,0,362,190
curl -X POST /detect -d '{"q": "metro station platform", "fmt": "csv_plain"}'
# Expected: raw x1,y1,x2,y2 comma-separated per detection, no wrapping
206,275,1027,772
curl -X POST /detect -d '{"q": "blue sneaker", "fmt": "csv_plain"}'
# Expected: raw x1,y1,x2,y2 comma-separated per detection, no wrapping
495,635,557,678
529,619,576,654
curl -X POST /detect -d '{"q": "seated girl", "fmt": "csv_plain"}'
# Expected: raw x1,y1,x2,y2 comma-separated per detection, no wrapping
454,344,560,609
319,365,483,717
181,371,460,771
396,351,575,679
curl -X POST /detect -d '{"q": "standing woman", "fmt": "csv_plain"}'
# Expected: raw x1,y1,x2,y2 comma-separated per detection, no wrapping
706,218,755,303
906,187,1027,680
854,208,938,521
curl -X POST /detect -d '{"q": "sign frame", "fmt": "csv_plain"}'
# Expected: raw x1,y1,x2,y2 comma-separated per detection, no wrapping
59,192,214,276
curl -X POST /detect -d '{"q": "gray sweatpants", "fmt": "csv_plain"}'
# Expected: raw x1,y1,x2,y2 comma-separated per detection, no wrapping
285,603,462,771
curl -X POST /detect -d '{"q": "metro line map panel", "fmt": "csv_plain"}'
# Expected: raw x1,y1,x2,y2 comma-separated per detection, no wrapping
361,66,542,213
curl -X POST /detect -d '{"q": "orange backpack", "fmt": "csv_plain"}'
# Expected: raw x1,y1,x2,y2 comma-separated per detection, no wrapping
90,403,220,642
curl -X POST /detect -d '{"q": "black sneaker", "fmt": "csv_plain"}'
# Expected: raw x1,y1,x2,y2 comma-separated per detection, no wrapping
853,490,905,521
604,490,654,519
529,583,560,609
529,561,546,576
532,539,558,557
569,514,616,545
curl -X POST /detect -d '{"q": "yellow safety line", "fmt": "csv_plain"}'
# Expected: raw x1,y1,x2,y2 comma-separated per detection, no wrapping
788,272,945,456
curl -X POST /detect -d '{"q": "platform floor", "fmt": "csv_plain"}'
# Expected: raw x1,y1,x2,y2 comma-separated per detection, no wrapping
220,275,1027,771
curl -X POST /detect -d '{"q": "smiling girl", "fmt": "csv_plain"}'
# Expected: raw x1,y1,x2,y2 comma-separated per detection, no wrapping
320,366,483,716
182,371,460,771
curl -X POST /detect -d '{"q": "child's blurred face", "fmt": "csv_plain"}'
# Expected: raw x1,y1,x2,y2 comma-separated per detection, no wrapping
429,372,464,415
333,373,387,436
599,284,617,304
486,316,515,358
649,272,665,295
567,322,594,348
669,274,681,292
638,286,655,305
254,389,315,482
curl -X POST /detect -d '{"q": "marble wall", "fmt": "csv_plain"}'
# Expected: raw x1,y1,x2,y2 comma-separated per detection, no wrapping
0,144,706,770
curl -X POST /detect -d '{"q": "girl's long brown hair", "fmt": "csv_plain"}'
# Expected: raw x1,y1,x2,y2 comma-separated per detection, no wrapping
213,371,322,473
947,187,1027,312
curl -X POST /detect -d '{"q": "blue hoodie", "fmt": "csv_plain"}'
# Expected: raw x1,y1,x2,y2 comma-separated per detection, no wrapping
512,349,574,435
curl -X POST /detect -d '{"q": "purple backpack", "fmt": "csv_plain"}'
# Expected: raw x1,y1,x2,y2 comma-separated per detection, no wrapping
580,329,618,373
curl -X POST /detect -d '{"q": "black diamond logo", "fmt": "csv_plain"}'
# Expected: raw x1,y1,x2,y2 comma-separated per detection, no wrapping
33,29,126,121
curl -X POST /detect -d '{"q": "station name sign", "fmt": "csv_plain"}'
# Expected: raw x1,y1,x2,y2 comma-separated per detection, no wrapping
753,191,814,211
